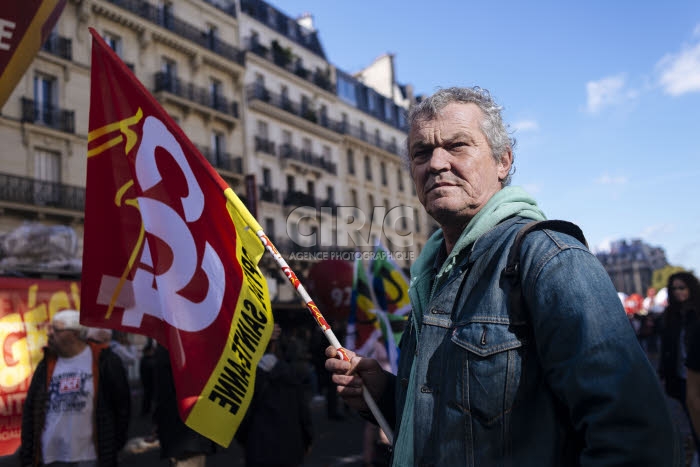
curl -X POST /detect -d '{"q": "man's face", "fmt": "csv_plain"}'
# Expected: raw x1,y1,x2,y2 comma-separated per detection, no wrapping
47,321,78,356
409,103,511,228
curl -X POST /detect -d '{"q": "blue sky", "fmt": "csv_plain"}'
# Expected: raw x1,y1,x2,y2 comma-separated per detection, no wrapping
272,0,700,276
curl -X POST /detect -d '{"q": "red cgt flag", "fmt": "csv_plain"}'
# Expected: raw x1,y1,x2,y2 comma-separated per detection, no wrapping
81,28,273,447
0,0,67,107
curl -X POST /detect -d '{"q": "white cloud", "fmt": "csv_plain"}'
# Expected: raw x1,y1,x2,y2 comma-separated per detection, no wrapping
585,74,627,113
657,40,700,96
595,173,628,185
512,119,539,132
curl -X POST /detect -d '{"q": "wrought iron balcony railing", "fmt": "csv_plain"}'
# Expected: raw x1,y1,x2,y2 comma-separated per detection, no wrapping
154,72,239,118
106,0,245,65
259,185,279,203
41,34,72,60
254,136,276,155
201,0,237,17
0,172,85,211
21,98,75,134
279,144,337,175
244,38,334,93
197,146,243,174
240,0,325,58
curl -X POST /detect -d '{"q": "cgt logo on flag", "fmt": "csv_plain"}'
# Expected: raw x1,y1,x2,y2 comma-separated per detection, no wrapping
81,28,273,447
89,111,224,333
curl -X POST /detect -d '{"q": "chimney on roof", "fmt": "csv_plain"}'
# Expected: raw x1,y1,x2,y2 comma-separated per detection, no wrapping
297,12,315,32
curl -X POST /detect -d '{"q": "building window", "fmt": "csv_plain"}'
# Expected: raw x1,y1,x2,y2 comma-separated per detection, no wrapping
380,161,387,185
385,99,395,124
401,207,408,231
265,217,275,239
302,137,312,156
364,155,372,181
33,73,56,124
359,121,366,140
103,32,122,56
415,209,421,233
282,129,292,146
210,78,222,108
337,73,357,106
211,131,225,163
347,149,355,175
350,189,358,207
397,168,404,191
33,148,60,205
286,174,295,192
322,145,331,159
263,167,272,186
319,105,328,126
368,90,377,114
326,186,335,204
256,120,268,138
307,180,315,196
280,85,290,109
162,57,177,78
368,194,375,215
207,25,218,50
160,1,174,29
375,129,381,146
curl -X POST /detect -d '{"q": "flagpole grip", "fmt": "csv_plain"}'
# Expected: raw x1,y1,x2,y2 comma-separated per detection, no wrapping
243,224,395,444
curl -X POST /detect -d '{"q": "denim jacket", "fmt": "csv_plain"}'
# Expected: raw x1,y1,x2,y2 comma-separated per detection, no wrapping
386,217,680,466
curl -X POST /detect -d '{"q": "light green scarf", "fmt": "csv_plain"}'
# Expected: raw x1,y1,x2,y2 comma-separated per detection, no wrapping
392,186,546,467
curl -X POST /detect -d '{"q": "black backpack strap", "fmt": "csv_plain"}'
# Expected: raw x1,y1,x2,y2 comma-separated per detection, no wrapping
504,220,588,320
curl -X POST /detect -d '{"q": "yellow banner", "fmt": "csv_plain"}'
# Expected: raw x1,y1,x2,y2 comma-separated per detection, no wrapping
185,188,273,447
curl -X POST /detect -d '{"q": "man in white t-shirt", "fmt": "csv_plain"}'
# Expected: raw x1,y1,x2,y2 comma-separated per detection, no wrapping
21,310,131,467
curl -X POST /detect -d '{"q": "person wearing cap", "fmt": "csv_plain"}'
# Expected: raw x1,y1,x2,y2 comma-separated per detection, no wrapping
20,310,131,467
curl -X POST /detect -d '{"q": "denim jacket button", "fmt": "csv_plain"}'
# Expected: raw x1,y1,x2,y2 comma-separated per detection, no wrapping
420,385,432,393
400,378,409,388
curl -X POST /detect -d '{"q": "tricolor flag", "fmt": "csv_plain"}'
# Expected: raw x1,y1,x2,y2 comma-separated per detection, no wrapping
0,0,67,107
80,29,273,447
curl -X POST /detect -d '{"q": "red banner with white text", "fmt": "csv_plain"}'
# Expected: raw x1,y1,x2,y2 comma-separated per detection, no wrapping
81,29,272,447
0,277,80,456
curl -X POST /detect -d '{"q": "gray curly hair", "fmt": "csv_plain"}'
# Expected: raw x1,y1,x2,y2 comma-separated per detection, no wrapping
405,86,516,186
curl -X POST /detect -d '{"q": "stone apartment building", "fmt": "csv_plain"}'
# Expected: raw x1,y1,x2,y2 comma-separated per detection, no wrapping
0,0,433,307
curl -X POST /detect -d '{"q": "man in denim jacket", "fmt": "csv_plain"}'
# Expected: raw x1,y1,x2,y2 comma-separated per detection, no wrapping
326,87,680,466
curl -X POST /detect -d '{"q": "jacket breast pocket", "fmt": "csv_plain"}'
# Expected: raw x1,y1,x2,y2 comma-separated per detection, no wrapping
450,322,527,426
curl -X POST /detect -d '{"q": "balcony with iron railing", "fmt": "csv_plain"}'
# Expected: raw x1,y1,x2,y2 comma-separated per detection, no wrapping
21,98,75,134
282,190,321,208
254,136,276,156
259,185,279,203
279,143,337,175
335,121,402,156
0,172,85,212
239,0,325,58
154,72,239,119
41,34,72,61
201,0,237,17
105,0,245,66
197,146,243,174
244,38,334,93
247,84,340,127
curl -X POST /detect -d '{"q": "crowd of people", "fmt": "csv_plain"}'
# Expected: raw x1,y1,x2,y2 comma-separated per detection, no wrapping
18,85,700,466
